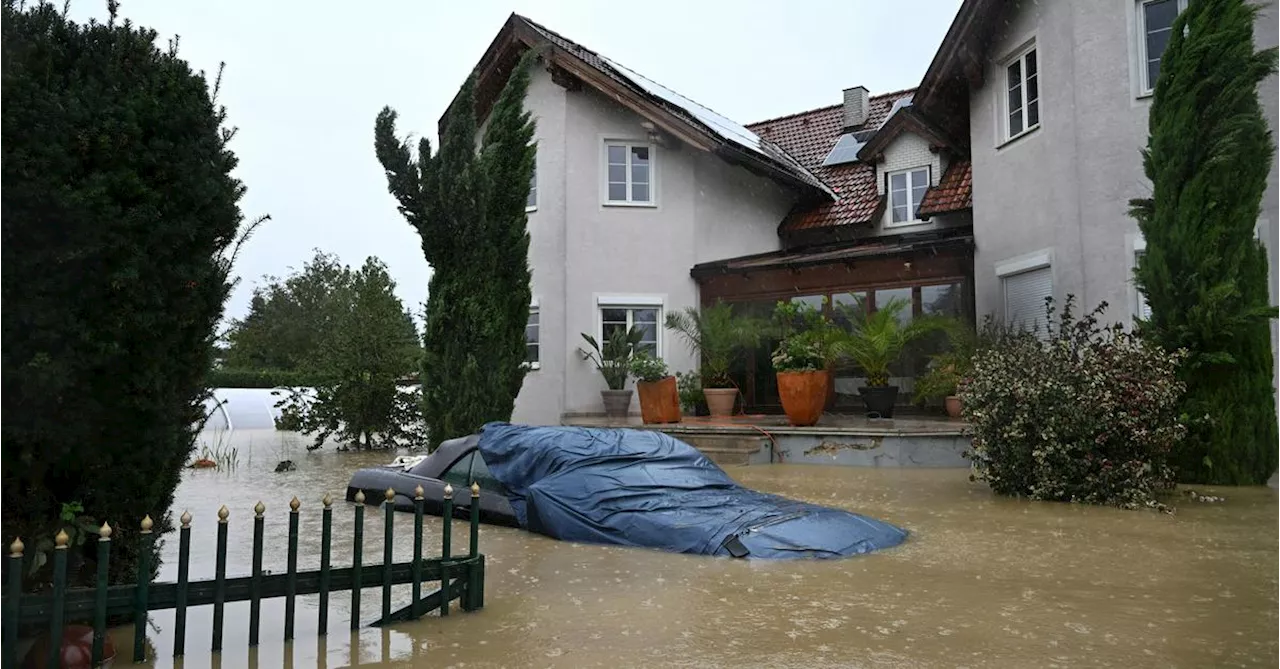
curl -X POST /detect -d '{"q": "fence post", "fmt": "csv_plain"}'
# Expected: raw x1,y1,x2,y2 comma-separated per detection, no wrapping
92,523,111,665
465,482,481,612
440,485,452,617
351,490,365,630
174,511,192,658
211,505,229,653
132,516,154,663
381,489,394,623
48,529,68,669
249,501,264,646
319,493,333,635
5,538,22,669
285,497,300,641
412,485,424,619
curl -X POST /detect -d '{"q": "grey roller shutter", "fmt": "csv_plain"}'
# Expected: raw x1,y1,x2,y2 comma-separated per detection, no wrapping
1003,266,1052,335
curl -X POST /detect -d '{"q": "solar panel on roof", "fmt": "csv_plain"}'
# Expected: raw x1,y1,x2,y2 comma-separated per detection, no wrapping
822,133,866,167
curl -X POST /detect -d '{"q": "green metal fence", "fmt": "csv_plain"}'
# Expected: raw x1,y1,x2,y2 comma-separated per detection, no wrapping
2,483,486,668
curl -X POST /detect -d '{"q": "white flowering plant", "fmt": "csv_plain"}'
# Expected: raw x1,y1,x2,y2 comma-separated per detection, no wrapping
962,296,1188,511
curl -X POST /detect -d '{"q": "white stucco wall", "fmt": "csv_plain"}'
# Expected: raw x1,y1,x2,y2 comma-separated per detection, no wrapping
510,65,795,423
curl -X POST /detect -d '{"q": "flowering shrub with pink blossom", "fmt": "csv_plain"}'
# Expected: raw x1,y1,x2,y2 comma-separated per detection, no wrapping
961,297,1188,511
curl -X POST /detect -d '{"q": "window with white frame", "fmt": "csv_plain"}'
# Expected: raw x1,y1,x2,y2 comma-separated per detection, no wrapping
1138,0,1186,94
888,167,930,225
1004,44,1039,140
600,304,659,355
526,151,537,211
604,142,652,204
525,306,540,368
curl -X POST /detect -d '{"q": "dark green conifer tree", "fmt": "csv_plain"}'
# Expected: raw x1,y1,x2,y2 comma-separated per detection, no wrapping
1130,0,1278,484
375,52,536,448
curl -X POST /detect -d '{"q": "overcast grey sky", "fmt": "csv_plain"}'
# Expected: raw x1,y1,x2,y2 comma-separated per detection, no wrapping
69,0,961,322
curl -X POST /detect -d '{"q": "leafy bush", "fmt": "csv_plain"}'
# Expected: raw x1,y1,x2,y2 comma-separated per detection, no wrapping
629,352,670,383
962,297,1188,511
912,319,979,404
770,300,841,372
2,3,251,588
207,367,321,389
675,371,705,414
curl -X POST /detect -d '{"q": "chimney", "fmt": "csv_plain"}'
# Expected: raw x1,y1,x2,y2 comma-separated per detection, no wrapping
842,86,869,130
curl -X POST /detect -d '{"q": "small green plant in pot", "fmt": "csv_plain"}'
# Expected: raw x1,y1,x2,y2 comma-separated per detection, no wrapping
581,326,643,419
675,370,706,416
629,352,681,424
664,302,759,417
912,318,978,418
837,297,944,419
770,300,842,426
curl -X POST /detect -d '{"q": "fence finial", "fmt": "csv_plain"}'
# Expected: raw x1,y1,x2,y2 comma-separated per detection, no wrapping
414,485,425,500
443,484,454,499
384,488,395,503
354,489,366,504
217,505,230,523
255,501,266,517
322,493,333,508
290,496,301,512
10,537,24,557
99,522,112,540
140,515,154,533
471,482,480,498
55,529,70,548
180,510,192,528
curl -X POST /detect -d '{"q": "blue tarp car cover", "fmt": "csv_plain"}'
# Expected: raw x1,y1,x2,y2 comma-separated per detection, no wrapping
476,423,908,560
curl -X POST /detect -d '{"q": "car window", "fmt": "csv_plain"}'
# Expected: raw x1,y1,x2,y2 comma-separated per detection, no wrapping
469,455,504,493
441,452,474,488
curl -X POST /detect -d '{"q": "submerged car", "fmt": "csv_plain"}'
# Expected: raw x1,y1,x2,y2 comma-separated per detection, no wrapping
348,423,908,560
345,433,519,527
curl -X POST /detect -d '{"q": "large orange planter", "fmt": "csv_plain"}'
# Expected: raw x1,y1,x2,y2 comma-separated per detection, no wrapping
777,370,829,427
637,376,682,424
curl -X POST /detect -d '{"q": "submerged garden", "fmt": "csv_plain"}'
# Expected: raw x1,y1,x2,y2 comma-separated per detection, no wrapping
1,0,1277,665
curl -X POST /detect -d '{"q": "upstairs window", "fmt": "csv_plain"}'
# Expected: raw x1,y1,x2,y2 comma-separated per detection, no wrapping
1004,44,1039,141
888,167,930,225
1138,0,1186,94
604,142,653,205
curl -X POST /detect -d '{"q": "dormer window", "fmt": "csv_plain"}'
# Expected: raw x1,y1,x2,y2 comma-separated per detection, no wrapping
888,167,930,226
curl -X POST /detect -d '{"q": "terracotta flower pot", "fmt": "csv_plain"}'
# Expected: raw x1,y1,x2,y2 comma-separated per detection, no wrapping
776,370,829,427
637,376,681,424
600,389,633,419
944,395,963,418
702,387,738,417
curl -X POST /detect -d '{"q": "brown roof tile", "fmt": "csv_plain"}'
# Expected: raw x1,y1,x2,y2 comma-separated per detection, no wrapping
918,159,972,216
747,89,917,232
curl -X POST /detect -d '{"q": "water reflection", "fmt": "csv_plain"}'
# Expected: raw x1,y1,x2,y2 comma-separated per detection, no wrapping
103,429,1277,668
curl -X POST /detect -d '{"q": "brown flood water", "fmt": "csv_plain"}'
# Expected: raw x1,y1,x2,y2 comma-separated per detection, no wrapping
104,429,1276,668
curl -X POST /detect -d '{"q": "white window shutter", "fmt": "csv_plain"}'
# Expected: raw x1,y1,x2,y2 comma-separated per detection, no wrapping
1003,267,1053,334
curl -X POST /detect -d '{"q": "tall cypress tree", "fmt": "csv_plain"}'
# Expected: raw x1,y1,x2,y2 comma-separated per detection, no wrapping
375,52,536,448
1130,0,1278,484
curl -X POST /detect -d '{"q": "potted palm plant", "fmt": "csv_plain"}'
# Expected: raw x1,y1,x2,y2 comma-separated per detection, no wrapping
581,326,644,419
629,352,681,424
664,302,759,417
770,300,842,426
837,297,943,419
913,318,978,418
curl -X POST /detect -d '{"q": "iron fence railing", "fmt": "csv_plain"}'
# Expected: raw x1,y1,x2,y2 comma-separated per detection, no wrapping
2,483,486,668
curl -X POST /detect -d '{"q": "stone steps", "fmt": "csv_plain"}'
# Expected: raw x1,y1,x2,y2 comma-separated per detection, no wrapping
666,433,768,466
